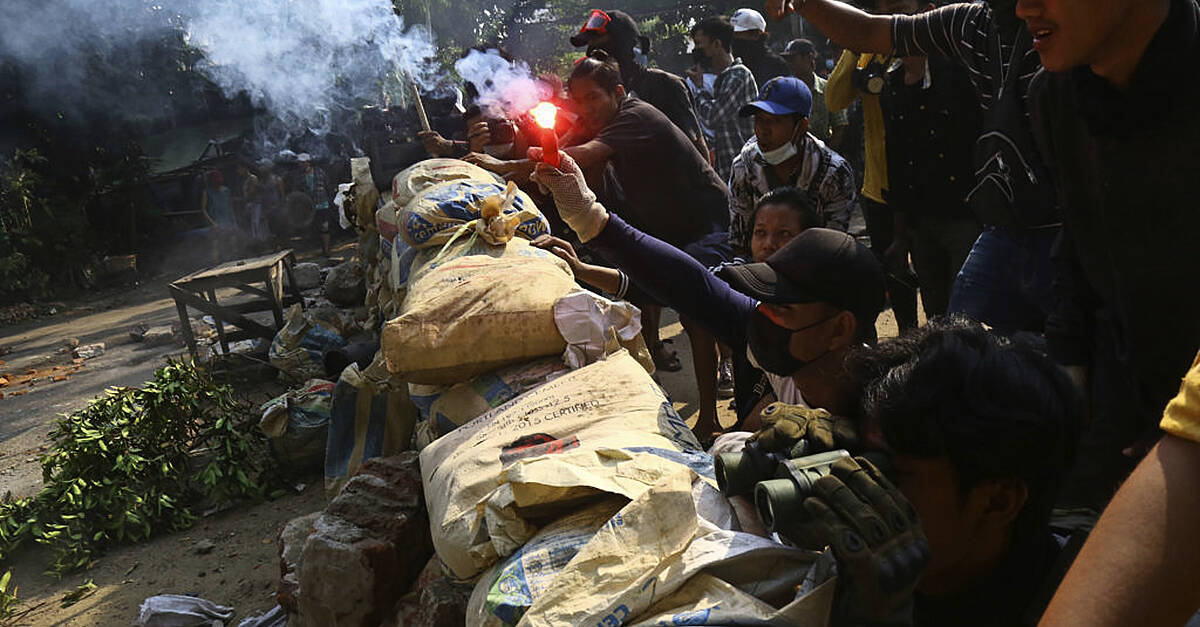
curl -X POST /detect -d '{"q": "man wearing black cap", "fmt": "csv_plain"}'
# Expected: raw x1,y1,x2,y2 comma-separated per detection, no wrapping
530,147,885,421
570,9,709,159
780,38,848,147
728,76,858,259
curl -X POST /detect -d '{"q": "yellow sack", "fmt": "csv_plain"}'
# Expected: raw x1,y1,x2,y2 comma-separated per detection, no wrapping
382,238,575,385
391,158,501,207
419,351,703,579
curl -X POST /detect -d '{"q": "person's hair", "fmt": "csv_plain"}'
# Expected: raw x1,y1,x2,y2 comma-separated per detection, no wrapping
792,38,817,56
692,16,734,52
752,187,822,231
849,316,1082,542
569,50,623,93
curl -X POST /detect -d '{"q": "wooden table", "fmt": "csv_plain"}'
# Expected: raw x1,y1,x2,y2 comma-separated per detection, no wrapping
169,250,304,357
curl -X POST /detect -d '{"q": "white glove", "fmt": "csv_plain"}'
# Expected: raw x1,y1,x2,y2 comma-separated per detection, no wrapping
529,149,608,242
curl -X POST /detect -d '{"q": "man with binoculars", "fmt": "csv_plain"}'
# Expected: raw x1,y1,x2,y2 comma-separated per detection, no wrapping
529,150,1083,626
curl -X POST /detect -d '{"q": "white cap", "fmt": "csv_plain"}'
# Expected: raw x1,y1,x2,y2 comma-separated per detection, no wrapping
297,153,312,163
731,8,768,32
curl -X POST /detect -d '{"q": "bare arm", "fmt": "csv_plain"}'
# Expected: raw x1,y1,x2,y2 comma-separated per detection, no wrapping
786,0,895,54
563,140,615,171
1039,434,1200,627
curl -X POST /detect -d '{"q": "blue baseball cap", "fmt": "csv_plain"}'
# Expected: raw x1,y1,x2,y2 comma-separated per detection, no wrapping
738,77,813,118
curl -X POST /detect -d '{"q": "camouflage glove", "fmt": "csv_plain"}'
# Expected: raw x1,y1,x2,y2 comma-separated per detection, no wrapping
528,149,607,242
797,457,928,626
748,402,860,457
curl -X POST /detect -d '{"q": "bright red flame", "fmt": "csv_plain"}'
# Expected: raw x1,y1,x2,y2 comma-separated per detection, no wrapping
530,102,558,129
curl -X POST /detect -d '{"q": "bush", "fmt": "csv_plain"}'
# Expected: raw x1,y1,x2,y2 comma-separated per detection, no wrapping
0,359,271,577
0,252,49,303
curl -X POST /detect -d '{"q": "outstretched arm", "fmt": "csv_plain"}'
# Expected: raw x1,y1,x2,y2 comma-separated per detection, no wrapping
531,150,756,348
768,0,894,53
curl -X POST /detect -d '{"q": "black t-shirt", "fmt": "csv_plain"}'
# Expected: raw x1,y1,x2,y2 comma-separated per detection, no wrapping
595,97,729,247
626,66,706,151
881,57,981,222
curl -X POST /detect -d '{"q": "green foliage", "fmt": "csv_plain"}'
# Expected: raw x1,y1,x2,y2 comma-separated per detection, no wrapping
0,569,16,619
0,359,270,577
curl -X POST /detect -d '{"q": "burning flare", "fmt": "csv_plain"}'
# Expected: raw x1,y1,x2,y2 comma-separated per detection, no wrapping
529,102,560,167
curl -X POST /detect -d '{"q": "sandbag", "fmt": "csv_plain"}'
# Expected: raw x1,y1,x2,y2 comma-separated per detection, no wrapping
259,379,335,470
382,237,575,385
466,468,833,627
324,351,417,497
391,158,501,208
419,350,703,579
427,356,568,439
399,179,548,249
269,304,348,381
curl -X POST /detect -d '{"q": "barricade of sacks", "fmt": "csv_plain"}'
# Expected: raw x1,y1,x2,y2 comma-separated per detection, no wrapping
302,159,836,625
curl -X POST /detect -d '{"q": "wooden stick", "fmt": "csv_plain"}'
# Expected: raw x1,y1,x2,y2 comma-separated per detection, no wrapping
405,70,431,132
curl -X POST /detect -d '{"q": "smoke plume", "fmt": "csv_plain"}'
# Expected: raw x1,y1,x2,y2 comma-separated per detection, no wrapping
0,0,441,157
454,49,549,120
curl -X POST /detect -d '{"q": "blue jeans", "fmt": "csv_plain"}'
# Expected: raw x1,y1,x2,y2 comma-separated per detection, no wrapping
947,227,1058,333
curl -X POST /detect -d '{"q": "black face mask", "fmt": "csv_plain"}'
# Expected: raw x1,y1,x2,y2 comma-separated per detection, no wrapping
745,308,835,377
731,38,761,60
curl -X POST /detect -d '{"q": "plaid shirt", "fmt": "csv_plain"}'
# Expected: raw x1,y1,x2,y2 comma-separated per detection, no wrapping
694,60,757,181
728,135,858,255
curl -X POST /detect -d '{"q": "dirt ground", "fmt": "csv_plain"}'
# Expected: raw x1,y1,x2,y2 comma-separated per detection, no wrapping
0,239,908,626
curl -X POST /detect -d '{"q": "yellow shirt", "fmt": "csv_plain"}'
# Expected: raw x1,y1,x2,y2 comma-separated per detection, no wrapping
826,50,889,204
1161,350,1200,443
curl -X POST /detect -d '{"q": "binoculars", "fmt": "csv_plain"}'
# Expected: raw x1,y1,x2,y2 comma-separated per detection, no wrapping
716,444,890,547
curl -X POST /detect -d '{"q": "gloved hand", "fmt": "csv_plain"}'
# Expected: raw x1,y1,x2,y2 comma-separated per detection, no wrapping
528,148,608,242
796,456,928,626
747,402,860,457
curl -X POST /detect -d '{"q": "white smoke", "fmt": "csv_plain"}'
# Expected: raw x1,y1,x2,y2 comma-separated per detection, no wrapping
0,0,442,156
454,49,549,120
186,0,438,123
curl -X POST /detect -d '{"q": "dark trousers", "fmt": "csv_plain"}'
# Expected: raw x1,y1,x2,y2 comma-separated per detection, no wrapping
910,215,981,320
947,226,1057,333
862,198,918,330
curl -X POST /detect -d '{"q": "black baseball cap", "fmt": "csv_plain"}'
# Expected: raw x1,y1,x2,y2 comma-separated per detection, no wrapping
718,228,886,320
570,9,639,49
781,38,817,57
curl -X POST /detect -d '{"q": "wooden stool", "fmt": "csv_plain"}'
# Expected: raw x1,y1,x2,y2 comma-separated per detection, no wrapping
169,250,304,357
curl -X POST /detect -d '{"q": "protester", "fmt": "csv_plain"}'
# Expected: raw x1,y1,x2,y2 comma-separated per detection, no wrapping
879,4,982,320
570,9,709,159
787,317,1082,626
534,186,823,430
728,77,858,258
297,154,331,256
237,161,270,249
1040,351,1200,627
200,169,233,264
557,52,733,439
1025,0,1200,510
730,8,791,85
767,0,1060,336
256,160,285,247
826,0,919,332
687,16,758,181
532,149,884,429
780,38,848,148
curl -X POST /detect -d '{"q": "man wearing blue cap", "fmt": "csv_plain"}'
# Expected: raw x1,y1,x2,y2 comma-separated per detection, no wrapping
728,76,858,259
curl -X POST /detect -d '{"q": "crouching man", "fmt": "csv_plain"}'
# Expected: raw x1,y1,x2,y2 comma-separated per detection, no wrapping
749,318,1083,626
528,151,1082,626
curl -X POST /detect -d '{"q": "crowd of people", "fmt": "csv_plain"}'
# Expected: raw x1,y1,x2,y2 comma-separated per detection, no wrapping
199,152,334,263
419,0,1200,624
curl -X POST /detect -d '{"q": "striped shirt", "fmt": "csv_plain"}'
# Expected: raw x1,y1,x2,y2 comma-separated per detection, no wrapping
891,4,1042,115
694,60,758,182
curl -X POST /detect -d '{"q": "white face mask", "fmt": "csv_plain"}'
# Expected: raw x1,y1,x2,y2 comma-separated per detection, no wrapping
756,122,805,165
758,141,798,165
483,143,513,158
